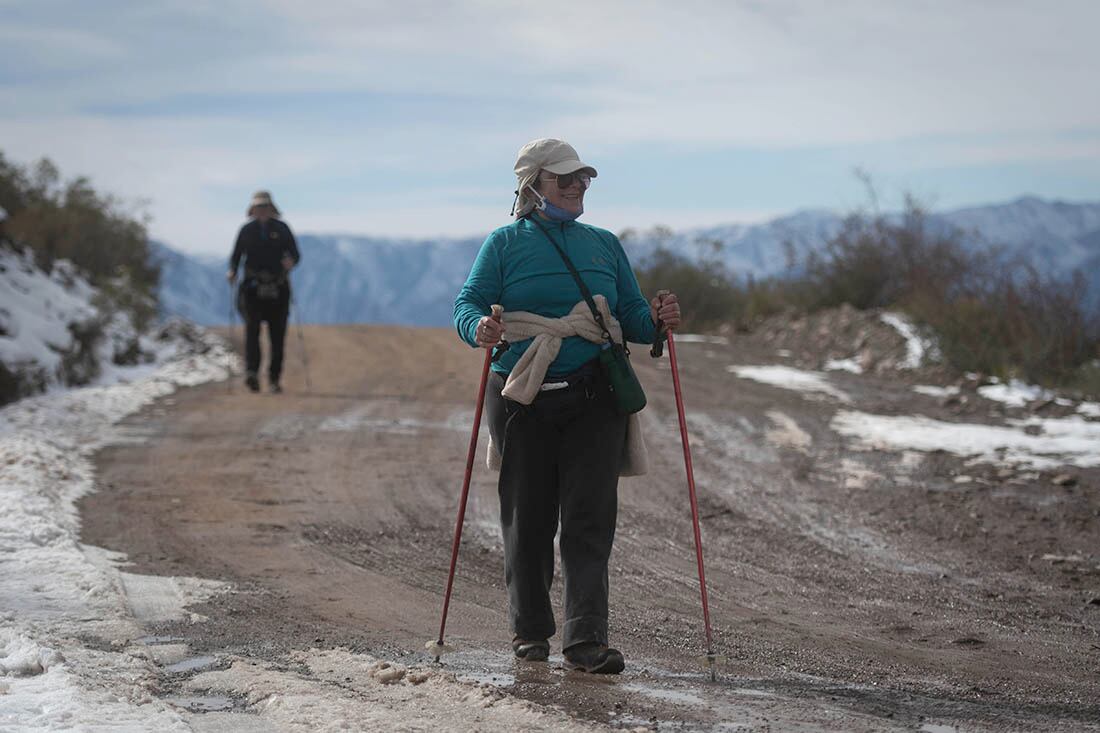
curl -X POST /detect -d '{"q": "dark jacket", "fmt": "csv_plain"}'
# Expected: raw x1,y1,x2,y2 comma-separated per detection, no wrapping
229,218,300,278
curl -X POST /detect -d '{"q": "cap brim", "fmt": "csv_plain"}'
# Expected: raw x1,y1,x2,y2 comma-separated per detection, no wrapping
542,160,598,177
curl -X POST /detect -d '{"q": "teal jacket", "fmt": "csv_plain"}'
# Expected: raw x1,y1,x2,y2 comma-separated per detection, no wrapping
454,216,656,376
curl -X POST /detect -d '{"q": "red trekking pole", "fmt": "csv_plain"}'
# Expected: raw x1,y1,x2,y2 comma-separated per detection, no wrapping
427,304,503,662
652,293,719,680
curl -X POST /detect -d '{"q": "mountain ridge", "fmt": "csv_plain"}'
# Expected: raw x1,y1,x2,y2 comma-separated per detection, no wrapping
154,196,1100,327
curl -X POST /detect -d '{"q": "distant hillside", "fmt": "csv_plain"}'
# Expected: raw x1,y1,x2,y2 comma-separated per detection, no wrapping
154,235,482,327
156,196,1100,326
150,243,229,326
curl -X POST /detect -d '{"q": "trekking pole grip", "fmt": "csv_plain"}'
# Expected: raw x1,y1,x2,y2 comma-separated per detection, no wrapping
651,289,670,358
488,305,507,359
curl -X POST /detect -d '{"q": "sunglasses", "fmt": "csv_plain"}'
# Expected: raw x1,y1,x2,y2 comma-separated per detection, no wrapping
540,171,592,190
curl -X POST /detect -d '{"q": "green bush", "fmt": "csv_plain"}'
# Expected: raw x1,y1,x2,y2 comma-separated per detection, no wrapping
0,152,159,314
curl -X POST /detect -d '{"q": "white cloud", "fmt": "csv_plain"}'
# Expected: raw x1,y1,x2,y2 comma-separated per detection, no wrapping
258,0,1100,143
915,134,1100,168
1,0,1098,254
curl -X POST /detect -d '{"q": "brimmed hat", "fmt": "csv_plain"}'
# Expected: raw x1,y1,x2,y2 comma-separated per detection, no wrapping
247,190,280,217
513,138,597,219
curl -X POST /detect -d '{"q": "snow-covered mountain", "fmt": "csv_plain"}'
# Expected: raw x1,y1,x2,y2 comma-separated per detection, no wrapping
942,196,1100,275
150,243,230,326
621,196,1100,281
155,234,483,327
156,196,1100,326
620,208,846,276
291,235,483,325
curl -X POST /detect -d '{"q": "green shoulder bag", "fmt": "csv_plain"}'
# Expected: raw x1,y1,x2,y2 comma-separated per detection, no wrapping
531,219,646,415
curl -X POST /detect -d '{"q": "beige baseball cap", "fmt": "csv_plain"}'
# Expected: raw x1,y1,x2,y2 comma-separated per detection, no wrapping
514,138,598,180
512,138,597,218
247,190,280,217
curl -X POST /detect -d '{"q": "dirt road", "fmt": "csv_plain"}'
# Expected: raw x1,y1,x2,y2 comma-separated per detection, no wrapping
81,324,1100,731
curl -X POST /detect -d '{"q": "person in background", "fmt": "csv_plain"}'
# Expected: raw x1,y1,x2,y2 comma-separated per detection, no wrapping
227,190,300,393
454,139,682,674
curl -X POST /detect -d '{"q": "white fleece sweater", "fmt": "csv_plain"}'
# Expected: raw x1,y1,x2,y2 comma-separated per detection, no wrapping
487,296,649,476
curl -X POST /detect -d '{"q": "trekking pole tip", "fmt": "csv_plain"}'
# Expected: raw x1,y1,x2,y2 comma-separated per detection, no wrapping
425,639,454,663
698,651,723,681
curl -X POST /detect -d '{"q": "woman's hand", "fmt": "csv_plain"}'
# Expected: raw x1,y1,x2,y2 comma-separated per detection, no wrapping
475,314,505,348
650,291,681,331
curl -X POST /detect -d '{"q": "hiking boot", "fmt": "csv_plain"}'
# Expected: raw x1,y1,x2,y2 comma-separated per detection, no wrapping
269,382,283,394
563,643,625,674
245,374,260,392
512,637,550,662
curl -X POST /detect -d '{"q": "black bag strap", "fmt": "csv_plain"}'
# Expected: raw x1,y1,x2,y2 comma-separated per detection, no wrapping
529,217,627,352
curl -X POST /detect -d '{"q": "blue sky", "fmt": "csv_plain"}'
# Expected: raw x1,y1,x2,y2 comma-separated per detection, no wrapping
2,0,1098,256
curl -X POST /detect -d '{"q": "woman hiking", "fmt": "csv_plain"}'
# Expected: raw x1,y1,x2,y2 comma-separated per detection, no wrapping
454,138,681,674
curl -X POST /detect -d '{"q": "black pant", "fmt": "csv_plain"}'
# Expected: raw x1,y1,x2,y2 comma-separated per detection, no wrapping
485,365,628,650
239,290,289,383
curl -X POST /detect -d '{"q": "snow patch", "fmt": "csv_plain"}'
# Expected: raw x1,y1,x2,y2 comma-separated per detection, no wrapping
0,326,234,731
831,410,1100,469
186,649,606,732
114,572,226,625
728,365,851,403
977,378,1052,408
0,645,190,731
824,358,862,374
966,377,1099,420
913,385,960,398
0,632,65,676
0,247,98,375
880,312,936,369
670,333,730,345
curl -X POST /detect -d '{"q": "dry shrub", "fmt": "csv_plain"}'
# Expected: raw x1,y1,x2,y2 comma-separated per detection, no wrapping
628,197,1099,392
800,198,1100,389
632,244,741,332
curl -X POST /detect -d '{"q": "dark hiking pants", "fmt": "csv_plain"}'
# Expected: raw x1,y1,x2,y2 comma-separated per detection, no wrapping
485,362,628,650
239,290,289,384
